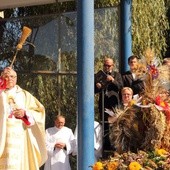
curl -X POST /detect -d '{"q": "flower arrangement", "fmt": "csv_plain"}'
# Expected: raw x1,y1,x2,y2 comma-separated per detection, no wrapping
92,48,170,170
110,49,170,152
92,149,170,170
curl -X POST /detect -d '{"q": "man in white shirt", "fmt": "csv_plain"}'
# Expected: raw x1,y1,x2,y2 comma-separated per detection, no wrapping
73,121,102,162
44,115,76,170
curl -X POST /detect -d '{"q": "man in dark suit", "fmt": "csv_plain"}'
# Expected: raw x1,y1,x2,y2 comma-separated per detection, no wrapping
122,55,144,96
95,58,123,153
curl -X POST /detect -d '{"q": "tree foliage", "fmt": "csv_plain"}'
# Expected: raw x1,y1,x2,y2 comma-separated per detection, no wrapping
132,0,169,59
2,0,170,59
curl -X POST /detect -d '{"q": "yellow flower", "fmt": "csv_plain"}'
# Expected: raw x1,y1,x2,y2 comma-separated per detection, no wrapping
92,162,103,170
107,161,119,170
128,161,142,170
129,100,136,106
155,149,168,156
160,101,166,107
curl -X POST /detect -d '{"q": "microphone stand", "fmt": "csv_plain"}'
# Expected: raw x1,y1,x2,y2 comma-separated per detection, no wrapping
95,70,108,158
101,88,105,158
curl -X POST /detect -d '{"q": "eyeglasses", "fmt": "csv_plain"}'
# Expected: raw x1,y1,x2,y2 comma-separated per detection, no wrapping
104,64,113,67
4,75,17,79
122,93,132,96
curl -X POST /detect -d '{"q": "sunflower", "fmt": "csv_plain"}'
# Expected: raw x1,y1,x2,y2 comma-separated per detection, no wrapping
92,162,103,170
155,149,168,156
128,161,142,170
106,161,119,170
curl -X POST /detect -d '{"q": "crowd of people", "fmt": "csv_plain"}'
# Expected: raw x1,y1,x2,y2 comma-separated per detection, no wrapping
0,66,103,170
0,55,169,170
95,56,145,154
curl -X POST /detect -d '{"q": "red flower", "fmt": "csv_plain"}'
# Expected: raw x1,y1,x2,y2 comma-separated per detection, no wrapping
155,96,168,108
155,96,170,121
147,64,159,79
0,76,6,90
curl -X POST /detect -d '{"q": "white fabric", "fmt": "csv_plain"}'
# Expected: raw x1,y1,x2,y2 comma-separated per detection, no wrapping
105,108,115,116
133,94,139,101
73,121,102,162
44,126,76,170
94,121,103,161
132,72,136,79
4,86,35,125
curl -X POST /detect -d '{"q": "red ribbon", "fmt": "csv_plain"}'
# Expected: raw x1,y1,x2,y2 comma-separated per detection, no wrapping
8,112,31,125
0,77,6,90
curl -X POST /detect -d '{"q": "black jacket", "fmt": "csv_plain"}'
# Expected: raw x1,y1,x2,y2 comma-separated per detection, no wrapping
95,70,123,119
122,71,144,95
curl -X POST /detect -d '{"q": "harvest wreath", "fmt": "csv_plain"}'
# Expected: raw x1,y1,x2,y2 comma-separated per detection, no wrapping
92,49,170,170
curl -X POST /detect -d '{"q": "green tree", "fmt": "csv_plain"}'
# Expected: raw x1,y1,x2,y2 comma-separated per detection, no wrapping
132,0,169,59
